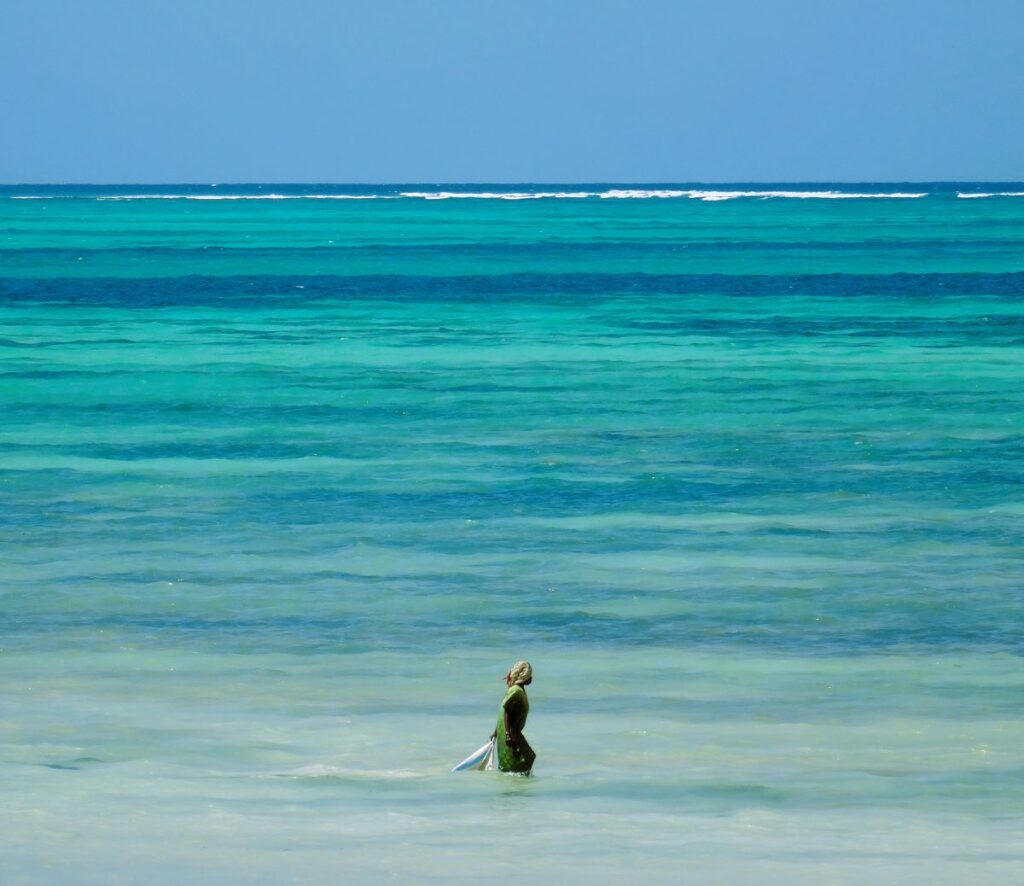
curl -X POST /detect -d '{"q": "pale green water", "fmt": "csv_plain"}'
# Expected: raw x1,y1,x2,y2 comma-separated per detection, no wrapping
2,185,1024,883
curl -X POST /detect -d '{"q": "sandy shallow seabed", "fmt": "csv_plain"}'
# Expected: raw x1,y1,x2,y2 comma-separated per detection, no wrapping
3,647,1024,884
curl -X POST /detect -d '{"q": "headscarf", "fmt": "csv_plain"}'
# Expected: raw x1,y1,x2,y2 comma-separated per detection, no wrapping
506,660,533,686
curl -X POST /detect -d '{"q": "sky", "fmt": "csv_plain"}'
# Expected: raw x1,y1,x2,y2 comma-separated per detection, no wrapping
1,0,1022,183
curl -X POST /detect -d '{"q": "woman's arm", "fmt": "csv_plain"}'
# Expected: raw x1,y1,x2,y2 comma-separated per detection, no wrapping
502,692,522,745
503,709,518,745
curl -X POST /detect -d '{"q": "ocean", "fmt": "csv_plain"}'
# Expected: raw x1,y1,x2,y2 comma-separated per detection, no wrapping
2,183,1023,884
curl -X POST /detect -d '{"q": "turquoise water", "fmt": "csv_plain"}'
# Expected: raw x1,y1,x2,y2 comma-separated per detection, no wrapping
2,184,1024,883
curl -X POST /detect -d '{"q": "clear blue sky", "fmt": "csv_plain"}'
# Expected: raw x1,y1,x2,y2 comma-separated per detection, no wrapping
2,0,1021,183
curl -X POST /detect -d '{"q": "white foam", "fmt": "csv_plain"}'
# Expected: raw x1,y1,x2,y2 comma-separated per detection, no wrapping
606,189,926,201
711,189,926,200
597,189,694,199
9,189,930,201
957,191,1024,199
400,189,928,201
283,764,425,779
115,194,383,201
399,191,597,200
11,194,384,201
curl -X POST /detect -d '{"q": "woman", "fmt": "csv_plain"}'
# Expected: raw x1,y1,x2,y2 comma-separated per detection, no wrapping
491,660,536,774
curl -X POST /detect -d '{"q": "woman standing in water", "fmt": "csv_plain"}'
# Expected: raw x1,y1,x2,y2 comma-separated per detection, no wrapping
491,660,536,774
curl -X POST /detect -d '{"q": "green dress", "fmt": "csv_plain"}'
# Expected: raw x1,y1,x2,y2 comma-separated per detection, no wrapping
495,684,536,773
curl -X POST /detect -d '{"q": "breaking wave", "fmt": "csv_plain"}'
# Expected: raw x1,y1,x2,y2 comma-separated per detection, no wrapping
10,189,930,202
399,189,927,201
957,191,1024,199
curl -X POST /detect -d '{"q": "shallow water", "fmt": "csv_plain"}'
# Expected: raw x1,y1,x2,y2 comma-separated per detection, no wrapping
2,184,1024,883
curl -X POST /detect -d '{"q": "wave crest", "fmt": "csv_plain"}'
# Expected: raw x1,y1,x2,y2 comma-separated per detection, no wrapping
957,191,1024,199
10,189,931,202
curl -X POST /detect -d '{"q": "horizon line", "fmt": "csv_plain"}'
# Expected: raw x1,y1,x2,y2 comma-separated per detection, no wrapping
4,179,1024,187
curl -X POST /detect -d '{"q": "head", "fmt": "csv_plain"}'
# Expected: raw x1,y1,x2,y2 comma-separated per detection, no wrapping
505,660,533,687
